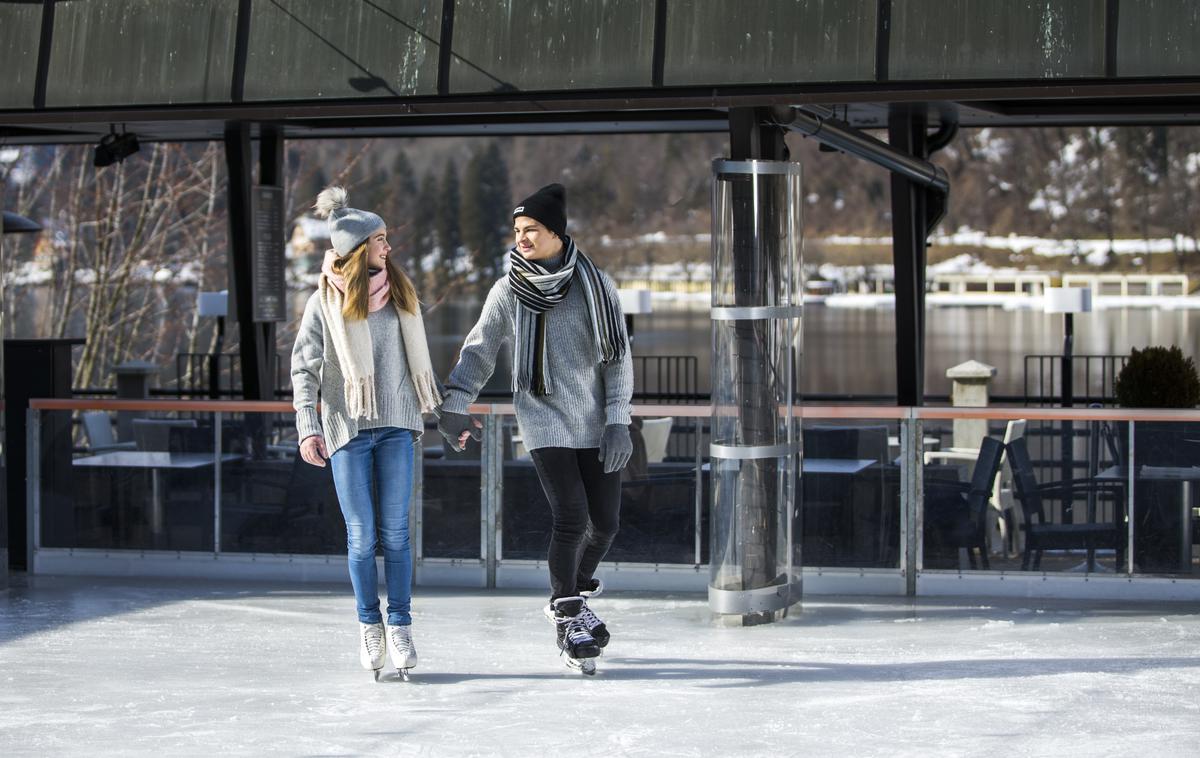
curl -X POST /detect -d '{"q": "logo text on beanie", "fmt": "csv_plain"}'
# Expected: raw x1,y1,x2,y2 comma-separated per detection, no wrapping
513,206,524,214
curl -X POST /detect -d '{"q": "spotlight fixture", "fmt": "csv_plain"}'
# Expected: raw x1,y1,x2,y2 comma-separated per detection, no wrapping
2,210,41,234
93,127,140,167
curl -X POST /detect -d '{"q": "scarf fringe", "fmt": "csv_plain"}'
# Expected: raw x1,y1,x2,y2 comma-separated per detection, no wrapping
410,369,443,415
345,375,378,421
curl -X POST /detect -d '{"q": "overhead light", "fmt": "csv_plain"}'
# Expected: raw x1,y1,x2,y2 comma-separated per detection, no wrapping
2,210,41,234
93,128,140,167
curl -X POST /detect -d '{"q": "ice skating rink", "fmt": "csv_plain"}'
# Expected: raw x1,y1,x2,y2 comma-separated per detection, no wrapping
2,575,1199,757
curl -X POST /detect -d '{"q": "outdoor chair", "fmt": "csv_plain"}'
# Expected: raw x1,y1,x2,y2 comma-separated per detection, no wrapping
132,418,201,452
1007,436,1126,571
640,417,674,464
923,436,1005,570
925,418,1027,556
81,411,136,454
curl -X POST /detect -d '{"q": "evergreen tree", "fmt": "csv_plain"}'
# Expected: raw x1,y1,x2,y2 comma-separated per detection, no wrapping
460,150,485,265
391,149,420,255
436,159,462,291
460,142,511,292
419,170,443,296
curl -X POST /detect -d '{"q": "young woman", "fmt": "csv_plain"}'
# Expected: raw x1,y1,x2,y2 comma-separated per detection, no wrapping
291,186,442,681
438,183,633,674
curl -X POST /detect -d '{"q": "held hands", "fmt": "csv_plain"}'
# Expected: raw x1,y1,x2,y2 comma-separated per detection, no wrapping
598,423,633,474
438,410,483,452
299,435,330,467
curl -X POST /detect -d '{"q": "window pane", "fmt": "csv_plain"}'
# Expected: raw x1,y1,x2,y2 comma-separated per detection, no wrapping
1118,0,1200,76
450,0,655,93
664,0,877,86
0,2,42,108
244,0,439,100
44,0,238,107
890,0,1106,80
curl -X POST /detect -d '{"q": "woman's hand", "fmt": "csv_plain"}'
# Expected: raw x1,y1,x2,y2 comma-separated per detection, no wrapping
299,434,330,467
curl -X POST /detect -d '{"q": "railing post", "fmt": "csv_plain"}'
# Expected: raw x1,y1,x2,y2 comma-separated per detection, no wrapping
1127,420,1135,575
481,414,502,589
412,432,424,579
213,410,222,554
26,407,41,572
900,408,923,597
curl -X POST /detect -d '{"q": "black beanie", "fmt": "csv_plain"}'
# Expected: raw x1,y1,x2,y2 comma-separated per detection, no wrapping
512,183,567,238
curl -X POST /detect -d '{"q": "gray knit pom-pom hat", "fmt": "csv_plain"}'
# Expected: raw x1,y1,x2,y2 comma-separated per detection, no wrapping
313,186,385,257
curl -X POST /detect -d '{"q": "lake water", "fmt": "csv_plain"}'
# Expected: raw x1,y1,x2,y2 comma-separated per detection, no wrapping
421,297,1199,401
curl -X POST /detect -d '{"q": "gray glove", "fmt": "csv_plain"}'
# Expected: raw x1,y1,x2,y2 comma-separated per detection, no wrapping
438,410,481,452
598,423,633,474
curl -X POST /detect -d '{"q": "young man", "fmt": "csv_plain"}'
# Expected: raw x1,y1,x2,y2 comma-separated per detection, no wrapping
438,183,633,674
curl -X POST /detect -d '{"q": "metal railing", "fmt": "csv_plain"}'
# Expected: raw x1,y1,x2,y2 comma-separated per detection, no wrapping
1023,354,1129,407
22,398,1200,600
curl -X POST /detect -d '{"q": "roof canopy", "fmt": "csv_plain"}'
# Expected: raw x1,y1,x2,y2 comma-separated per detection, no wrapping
2,0,1200,143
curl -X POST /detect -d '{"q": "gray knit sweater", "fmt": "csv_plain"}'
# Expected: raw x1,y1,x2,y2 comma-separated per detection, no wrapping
442,271,633,450
291,291,425,455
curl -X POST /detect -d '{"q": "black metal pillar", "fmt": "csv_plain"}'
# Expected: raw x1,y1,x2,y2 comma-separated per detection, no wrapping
223,123,279,401
889,106,934,407
727,107,789,626
4,338,82,570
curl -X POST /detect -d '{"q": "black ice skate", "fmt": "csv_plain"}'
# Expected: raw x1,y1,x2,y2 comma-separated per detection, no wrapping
575,578,610,648
546,596,601,674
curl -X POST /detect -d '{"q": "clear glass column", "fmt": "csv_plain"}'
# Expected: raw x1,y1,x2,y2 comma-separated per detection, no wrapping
708,159,803,618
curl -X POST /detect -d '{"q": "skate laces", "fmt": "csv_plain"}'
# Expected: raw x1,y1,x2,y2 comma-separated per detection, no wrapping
390,626,414,653
561,615,593,646
362,625,385,657
576,603,604,632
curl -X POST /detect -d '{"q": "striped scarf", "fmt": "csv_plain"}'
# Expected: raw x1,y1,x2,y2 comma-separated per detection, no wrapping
507,237,627,395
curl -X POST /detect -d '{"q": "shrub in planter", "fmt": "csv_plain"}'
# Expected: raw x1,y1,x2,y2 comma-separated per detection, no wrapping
1114,345,1200,409
1113,345,1200,572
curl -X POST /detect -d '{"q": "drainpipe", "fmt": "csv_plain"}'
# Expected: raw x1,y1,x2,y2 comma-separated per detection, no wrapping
768,105,952,233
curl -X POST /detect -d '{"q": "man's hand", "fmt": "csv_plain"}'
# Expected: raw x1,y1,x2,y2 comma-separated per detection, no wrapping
598,423,632,473
438,411,483,452
299,434,330,467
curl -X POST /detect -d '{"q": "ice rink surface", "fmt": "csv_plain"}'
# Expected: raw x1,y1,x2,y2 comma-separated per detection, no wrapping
2,574,1199,757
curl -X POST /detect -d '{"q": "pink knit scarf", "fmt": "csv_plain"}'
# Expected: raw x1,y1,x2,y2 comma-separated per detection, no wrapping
321,249,390,312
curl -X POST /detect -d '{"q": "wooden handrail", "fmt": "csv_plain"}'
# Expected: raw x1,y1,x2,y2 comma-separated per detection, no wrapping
25,397,1200,422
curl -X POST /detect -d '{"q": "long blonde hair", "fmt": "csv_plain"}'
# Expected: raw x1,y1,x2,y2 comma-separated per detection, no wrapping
332,243,420,321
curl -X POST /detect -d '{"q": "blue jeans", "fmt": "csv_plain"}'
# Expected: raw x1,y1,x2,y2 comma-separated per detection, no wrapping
330,427,415,626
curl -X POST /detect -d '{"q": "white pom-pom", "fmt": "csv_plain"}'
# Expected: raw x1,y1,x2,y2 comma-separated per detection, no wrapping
313,186,348,219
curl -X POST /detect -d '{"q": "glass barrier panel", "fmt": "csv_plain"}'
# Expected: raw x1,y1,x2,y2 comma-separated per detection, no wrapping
499,415,543,561
46,409,219,552
920,415,1135,575
500,414,704,565
450,0,655,93
664,0,877,86
609,416,701,565
801,418,901,569
1117,0,1200,77
1128,419,1200,576
0,1,42,108
44,0,238,107
890,0,1106,80
420,423,482,559
219,412,344,555
244,0,439,101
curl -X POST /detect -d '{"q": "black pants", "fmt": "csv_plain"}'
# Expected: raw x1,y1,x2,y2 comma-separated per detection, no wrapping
529,447,622,601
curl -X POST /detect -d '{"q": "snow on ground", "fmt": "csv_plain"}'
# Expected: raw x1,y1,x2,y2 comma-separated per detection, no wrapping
2,575,1199,757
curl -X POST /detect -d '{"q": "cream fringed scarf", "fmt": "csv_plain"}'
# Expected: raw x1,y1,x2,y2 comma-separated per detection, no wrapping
318,252,442,419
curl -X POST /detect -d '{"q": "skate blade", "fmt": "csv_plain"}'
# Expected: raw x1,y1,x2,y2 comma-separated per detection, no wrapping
373,668,384,682
565,657,597,676
398,668,412,682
